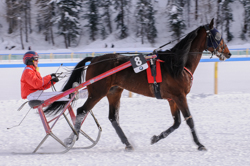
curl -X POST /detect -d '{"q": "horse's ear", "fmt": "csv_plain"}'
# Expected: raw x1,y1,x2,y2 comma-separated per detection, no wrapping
209,18,214,29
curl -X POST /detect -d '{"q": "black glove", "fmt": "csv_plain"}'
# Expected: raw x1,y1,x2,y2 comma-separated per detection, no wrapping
51,73,59,82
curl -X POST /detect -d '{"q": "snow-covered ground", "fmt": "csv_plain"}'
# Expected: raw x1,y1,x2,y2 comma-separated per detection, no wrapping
1,58,250,165
1,0,250,164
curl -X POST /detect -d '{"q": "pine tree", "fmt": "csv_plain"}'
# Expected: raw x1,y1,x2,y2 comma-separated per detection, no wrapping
6,0,19,34
100,24,107,40
113,0,131,39
168,0,186,41
216,0,222,28
135,0,157,44
36,0,55,45
186,0,191,27
7,0,32,44
135,0,147,44
55,0,82,48
83,0,100,41
15,0,25,49
22,0,32,42
222,0,234,42
100,0,113,36
195,0,198,20
239,0,250,40
146,1,157,44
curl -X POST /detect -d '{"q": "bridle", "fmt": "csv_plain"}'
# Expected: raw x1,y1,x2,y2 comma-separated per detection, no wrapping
204,24,226,59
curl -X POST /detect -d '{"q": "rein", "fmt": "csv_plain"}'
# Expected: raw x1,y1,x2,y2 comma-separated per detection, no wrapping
64,24,222,76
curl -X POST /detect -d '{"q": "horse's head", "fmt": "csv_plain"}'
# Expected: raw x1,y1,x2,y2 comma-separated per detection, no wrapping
204,18,231,61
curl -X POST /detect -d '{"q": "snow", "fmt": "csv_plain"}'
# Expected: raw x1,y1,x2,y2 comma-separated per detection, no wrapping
1,1,250,165
1,57,250,165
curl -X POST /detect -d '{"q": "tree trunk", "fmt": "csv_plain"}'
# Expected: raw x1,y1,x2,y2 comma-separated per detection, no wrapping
141,25,144,44
20,19,24,50
195,0,198,20
24,1,28,42
28,0,32,33
68,34,71,47
64,34,68,49
107,7,112,34
243,5,247,34
187,0,190,27
50,26,55,46
121,1,126,38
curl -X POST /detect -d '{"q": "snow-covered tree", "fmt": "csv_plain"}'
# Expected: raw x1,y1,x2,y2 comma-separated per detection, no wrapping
6,0,19,34
7,0,32,43
83,0,100,41
36,0,55,45
113,0,131,39
20,0,32,42
216,0,222,28
100,24,107,40
195,0,198,20
100,0,113,37
135,0,157,44
146,1,157,44
168,0,186,41
55,0,82,48
239,0,250,40
186,0,191,27
222,0,234,42
135,0,147,44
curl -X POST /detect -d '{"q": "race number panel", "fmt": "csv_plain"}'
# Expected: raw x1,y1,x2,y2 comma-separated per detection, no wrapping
130,54,148,73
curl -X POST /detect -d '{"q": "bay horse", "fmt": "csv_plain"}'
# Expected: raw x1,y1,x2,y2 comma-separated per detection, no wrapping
45,19,231,151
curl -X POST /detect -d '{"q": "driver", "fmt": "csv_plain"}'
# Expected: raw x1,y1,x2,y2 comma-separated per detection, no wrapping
20,51,70,101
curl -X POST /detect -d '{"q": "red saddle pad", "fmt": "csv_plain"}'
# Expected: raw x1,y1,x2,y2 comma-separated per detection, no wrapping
146,60,162,83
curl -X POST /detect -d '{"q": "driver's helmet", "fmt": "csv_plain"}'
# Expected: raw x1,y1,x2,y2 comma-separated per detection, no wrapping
23,51,39,65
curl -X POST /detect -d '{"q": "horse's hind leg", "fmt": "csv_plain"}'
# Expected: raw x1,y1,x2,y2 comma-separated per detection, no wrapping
64,96,104,145
73,93,107,140
107,86,133,151
173,95,206,151
151,100,181,144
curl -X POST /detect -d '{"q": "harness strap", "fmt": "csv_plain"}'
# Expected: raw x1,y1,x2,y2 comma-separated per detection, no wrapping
184,67,193,80
167,67,193,102
184,67,193,87
149,59,162,99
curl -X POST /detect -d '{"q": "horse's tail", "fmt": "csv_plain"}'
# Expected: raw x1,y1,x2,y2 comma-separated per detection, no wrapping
44,57,94,115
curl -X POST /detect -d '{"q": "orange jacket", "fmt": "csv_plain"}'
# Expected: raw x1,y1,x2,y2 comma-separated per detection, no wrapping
21,65,54,99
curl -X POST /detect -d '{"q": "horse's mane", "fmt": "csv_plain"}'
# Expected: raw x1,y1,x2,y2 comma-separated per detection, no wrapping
158,26,201,78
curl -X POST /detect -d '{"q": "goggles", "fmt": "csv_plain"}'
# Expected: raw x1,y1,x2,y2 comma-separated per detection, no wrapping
33,57,39,61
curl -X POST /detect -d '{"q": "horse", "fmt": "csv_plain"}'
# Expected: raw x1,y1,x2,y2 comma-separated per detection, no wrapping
45,18,231,151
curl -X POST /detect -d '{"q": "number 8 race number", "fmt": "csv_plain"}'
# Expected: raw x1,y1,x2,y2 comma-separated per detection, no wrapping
130,54,148,73
134,57,142,66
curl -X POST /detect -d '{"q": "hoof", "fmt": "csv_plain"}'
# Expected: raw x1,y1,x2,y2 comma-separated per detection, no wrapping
64,133,77,145
64,137,73,146
125,145,134,151
151,135,159,145
198,145,207,151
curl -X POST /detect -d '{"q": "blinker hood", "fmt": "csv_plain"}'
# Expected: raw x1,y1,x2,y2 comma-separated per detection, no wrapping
206,24,222,49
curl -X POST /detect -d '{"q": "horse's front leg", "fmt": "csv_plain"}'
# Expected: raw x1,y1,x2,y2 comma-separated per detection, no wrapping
174,95,207,151
151,100,181,144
